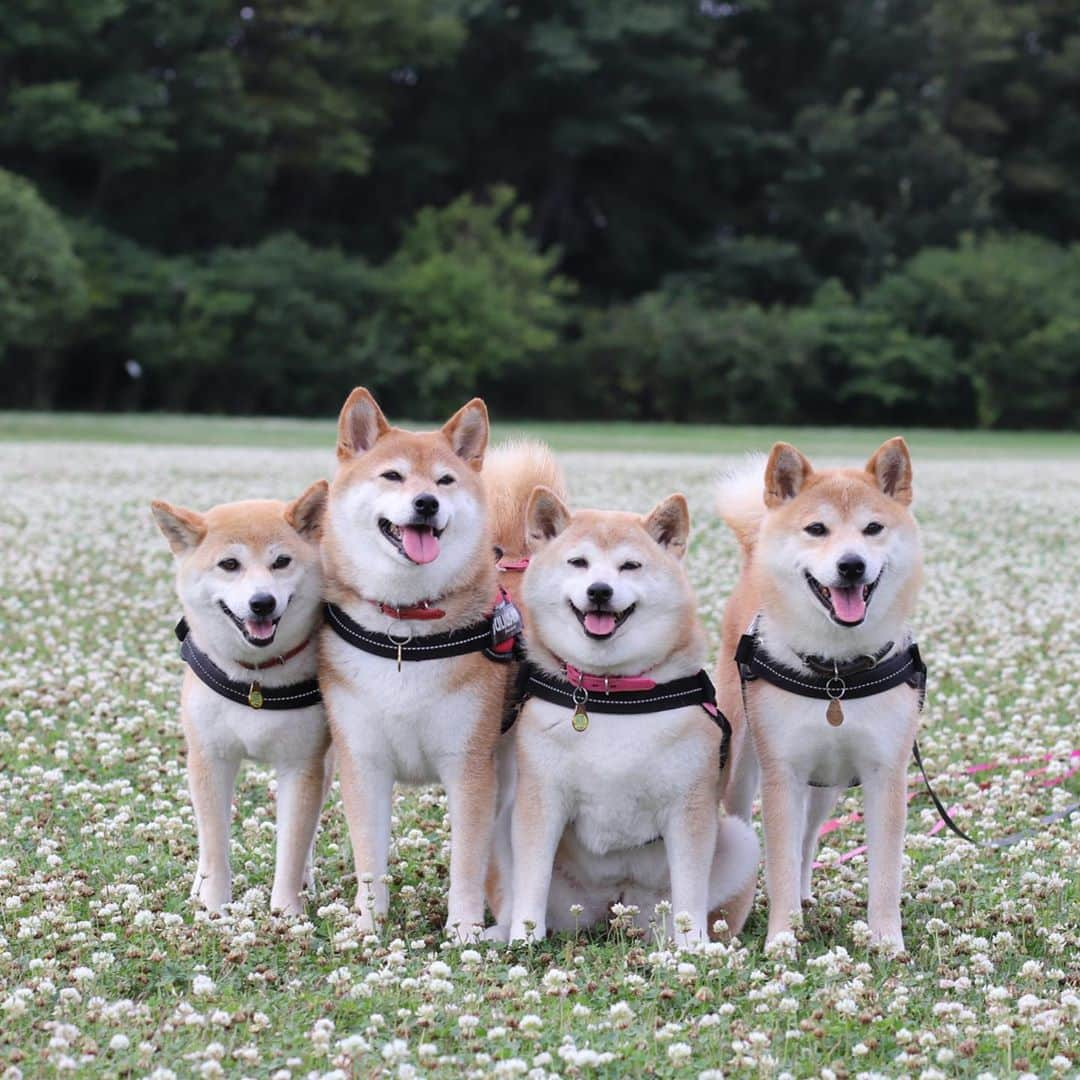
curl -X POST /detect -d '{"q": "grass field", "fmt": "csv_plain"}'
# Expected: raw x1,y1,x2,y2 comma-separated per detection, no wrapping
1,415,1077,1078
2,410,1079,458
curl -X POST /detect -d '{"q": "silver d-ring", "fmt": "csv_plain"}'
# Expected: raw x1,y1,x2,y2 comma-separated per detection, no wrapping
572,686,589,707
385,620,414,646
825,676,846,700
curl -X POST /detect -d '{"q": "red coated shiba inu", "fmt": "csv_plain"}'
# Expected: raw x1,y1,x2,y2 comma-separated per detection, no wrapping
502,488,759,944
715,438,923,949
151,483,332,915
319,388,551,940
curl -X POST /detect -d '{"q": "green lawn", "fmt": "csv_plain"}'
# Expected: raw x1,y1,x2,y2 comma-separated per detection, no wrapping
0,423,1077,1078
2,409,1078,457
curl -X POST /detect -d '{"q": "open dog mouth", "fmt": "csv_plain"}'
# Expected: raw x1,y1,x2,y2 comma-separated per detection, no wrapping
805,571,881,627
379,518,445,565
219,601,280,647
569,601,636,640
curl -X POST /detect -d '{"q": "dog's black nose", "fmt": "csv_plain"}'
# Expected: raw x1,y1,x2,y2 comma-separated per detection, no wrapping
587,581,613,606
836,555,866,582
249,593,276,617
413,493,439,518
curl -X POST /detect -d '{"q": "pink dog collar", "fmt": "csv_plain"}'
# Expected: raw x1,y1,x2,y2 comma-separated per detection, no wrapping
497,557,531,572
564,663,657,694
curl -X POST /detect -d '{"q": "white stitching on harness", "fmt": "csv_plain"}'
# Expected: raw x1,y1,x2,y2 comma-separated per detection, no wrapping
186,645,318,706
753,653,913,695
326,604,489,653
527,675,703,708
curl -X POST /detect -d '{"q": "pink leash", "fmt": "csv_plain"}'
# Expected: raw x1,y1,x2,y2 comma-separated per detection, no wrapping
813,747,1080,867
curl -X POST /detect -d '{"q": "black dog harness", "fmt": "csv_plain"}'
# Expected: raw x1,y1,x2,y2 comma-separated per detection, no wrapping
506,662,731,770
735,633,926,704
175,618,322,710
323,593,521,667
733,625,995,843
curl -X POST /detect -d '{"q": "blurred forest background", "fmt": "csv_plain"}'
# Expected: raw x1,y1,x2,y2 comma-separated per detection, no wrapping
2,0,1079,428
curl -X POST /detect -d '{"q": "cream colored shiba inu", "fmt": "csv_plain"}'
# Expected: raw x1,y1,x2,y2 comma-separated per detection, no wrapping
151,483,332,915
320,388,550,940
715,438,923,949
504,489,759,944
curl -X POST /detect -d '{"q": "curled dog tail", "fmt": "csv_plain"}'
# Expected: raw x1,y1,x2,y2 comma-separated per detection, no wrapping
484,439,566,564
716,455,767,557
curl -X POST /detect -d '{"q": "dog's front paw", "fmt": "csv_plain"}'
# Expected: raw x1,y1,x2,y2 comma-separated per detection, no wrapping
481,923,510,944
271,893,306,917
763,930,800,960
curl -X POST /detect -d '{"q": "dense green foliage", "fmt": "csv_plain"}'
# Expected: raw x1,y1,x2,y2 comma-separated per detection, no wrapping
2,0,1079,426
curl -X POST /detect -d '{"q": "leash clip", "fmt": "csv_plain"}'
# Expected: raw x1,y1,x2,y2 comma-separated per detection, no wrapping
386,620,414,672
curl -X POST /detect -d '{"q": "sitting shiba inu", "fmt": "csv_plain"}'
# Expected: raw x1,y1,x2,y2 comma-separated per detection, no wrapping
320,388,551,940
716,438,924,949
151,483,332,915
504,488,759,944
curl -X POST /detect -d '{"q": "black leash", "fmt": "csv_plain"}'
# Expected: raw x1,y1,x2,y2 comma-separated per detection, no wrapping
736,630,1078,847
175,618,322,710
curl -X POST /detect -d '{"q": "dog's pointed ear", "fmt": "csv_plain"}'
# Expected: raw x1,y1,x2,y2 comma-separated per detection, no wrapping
286,479,329,540
764,442,813,507
526,485,571,546
643,494,690,558
866,437,913,505
337,387,390,462
151,500,207,555
441,397,489,469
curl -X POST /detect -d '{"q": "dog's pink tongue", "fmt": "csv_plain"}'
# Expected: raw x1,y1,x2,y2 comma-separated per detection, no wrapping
831,586,866,624
584,611,617,636
401,525,440,564
245,617,275,640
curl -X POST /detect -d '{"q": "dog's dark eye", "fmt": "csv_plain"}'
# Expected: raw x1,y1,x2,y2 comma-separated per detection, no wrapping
619,561,642,572
381,470,404,482
567,557,588,569
863,522,884,536
272,555,292,570
804,523,828,537
218,558,240,572
436,474,456,486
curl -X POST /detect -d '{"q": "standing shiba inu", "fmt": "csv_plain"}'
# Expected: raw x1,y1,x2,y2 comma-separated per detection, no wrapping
483,439,566,576
320,388,549,940
715,438,923,949
504,489,759,944
151,483,332,915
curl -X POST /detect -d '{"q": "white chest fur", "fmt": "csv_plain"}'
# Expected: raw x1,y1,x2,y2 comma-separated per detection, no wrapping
749,681,919,787
321,631,486,784
183,678,327,766
517,697,715,854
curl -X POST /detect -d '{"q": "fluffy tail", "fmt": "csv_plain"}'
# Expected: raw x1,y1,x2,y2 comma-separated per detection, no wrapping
484,439,567,563
716,454,767,556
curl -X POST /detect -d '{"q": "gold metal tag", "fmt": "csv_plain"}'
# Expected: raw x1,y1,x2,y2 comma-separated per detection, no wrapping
571,704,589,732
826,698,844,726
248,681,264,709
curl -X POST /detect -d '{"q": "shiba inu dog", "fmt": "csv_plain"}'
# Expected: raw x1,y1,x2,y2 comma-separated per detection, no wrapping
504,489,759,944
151,483,332,915
715,438,923,949
483,439,566,576
320,388,549,939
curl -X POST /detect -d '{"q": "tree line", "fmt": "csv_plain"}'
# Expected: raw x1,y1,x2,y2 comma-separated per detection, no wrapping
1,0,1078,428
